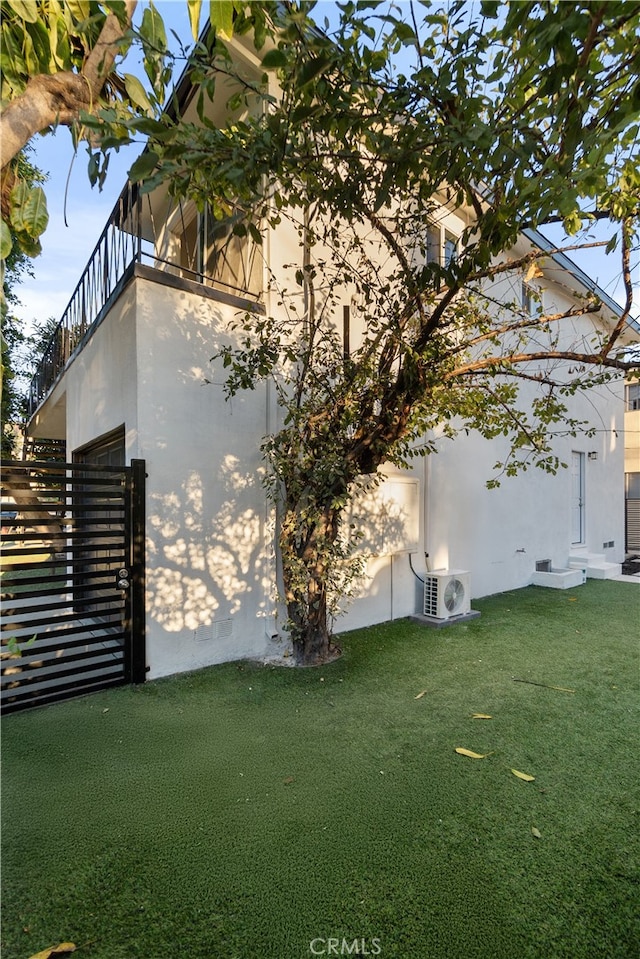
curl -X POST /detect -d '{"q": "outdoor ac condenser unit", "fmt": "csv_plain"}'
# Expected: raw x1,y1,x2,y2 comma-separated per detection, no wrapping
423,570,471,620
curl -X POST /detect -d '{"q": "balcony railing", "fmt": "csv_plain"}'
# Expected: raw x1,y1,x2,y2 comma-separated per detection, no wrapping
26,183,148,417
26,182,262,418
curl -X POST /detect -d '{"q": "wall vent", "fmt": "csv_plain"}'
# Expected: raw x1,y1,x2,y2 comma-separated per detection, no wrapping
194,618,233,642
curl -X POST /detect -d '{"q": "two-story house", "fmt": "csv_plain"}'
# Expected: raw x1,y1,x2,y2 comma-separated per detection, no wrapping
19,31,636,684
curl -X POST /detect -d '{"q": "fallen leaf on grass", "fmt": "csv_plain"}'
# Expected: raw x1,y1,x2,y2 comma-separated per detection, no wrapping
531,827,542,839
471,713,492,719
414,690,428,699
455,747,493,759
28,944,76,959
511,768,535,782
283,776,295,785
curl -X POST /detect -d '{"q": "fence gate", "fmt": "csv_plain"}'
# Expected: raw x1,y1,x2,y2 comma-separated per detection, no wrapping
1,459,146,714
627,499,640,553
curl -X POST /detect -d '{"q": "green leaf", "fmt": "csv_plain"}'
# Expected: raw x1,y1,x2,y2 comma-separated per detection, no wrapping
10,184,48,238
297,54,334,88
209,0,234,39
140,2,167,53
393,22,417,44
261,48,288,69
129,151,159,181
6,0,39,22
187,0,202,40
123,73,154,113
0,219,12,260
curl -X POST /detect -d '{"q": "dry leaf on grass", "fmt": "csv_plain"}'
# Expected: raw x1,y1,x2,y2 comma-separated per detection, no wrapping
471,713,492,719
455,747,493,759
28,944,76,959
414,690,428,699
511,768,535,782
531,826,542,839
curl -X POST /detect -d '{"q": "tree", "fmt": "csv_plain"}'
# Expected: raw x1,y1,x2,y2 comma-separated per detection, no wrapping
1,149,47,455
3,2,639,664
119,0,640,664
0,0,272,261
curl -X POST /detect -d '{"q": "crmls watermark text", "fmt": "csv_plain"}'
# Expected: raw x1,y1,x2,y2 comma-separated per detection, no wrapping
309,938,382,956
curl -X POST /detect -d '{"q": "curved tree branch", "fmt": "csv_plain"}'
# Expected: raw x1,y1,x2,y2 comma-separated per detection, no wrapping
0,1,137,173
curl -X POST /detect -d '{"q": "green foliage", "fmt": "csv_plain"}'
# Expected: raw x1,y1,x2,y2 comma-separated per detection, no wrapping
143,0,639,660
3,1,639,660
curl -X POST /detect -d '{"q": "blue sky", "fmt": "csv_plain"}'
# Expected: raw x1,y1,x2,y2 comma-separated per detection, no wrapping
11,0,639,331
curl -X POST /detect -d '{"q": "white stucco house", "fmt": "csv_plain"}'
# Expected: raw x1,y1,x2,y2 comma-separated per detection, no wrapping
24,33,637,681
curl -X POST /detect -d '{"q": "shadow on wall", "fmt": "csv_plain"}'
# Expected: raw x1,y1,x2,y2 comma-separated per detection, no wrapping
145,466,419,650
146,454,275,638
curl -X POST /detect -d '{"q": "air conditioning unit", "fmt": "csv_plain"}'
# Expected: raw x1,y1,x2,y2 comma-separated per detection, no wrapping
423,570,471,620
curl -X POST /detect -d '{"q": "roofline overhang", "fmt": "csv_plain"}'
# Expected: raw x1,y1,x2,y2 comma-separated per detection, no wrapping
522,226,640,336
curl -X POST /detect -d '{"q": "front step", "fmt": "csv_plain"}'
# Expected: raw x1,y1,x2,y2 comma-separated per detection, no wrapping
569,552,622,580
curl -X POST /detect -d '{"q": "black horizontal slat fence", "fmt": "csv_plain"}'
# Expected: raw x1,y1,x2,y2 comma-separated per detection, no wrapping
1,458,146,713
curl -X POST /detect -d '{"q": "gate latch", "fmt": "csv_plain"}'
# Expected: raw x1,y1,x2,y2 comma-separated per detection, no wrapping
116,568,130,590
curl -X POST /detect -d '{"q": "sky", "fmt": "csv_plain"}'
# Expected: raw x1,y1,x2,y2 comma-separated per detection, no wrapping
10,0,639,333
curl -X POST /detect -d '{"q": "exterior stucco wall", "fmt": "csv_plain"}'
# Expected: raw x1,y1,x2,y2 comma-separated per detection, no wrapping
338,463,427,631
133,276,277,678
427,390,624,599
31,236,628,678
63,283,139,456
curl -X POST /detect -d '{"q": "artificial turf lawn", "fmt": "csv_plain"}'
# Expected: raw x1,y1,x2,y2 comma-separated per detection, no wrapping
1,580,639,959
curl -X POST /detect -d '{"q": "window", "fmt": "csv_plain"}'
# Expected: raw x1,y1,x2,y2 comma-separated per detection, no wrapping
444,231,458,267
627,472,640,499
521,279,543,314
426,223,459,266
426,224,441,264
625,382,640,411
176,204,261,295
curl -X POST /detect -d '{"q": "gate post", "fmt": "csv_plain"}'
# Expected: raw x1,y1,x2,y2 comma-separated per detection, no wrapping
129,458,147,683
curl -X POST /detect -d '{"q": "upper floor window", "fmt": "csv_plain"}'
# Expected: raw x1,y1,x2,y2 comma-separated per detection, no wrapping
426,223,459,267
176,204,261,296
521,280,542,314
626,382,640,411
444,231,458,267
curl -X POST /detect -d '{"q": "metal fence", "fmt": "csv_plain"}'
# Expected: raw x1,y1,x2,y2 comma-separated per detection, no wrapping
627,499,640,553
1,458,146,713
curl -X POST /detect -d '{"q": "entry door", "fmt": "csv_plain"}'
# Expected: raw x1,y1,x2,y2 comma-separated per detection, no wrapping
571,451,585,545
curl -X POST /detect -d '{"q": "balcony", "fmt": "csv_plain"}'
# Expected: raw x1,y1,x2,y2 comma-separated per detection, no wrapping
27,181,262,419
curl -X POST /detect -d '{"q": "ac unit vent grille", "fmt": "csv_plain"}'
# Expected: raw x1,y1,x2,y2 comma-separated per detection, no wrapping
423,571,471,620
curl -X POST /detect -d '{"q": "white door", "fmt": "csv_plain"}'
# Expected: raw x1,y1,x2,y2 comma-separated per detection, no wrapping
571,451,585,545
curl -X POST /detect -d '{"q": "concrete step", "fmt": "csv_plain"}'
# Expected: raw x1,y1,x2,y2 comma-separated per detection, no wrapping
569,553,622,580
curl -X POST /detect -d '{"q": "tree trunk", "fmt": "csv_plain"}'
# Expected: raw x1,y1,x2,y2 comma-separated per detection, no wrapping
280,500,343,666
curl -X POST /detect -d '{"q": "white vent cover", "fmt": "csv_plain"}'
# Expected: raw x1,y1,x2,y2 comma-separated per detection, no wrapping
423,570,471,620
194,619,233,642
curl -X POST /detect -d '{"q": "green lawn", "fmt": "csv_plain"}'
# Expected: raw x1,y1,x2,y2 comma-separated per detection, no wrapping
2,581,639,959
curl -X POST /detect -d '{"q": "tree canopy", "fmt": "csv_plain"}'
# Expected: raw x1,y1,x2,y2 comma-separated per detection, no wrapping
109,0,640,662
2,1,639,663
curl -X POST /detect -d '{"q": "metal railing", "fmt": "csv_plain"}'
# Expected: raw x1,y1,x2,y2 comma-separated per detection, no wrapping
26,183,147,417
26,182,263,419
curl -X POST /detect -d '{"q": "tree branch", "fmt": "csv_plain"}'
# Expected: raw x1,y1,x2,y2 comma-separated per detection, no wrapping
447,349,637,380
0,1,137,172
